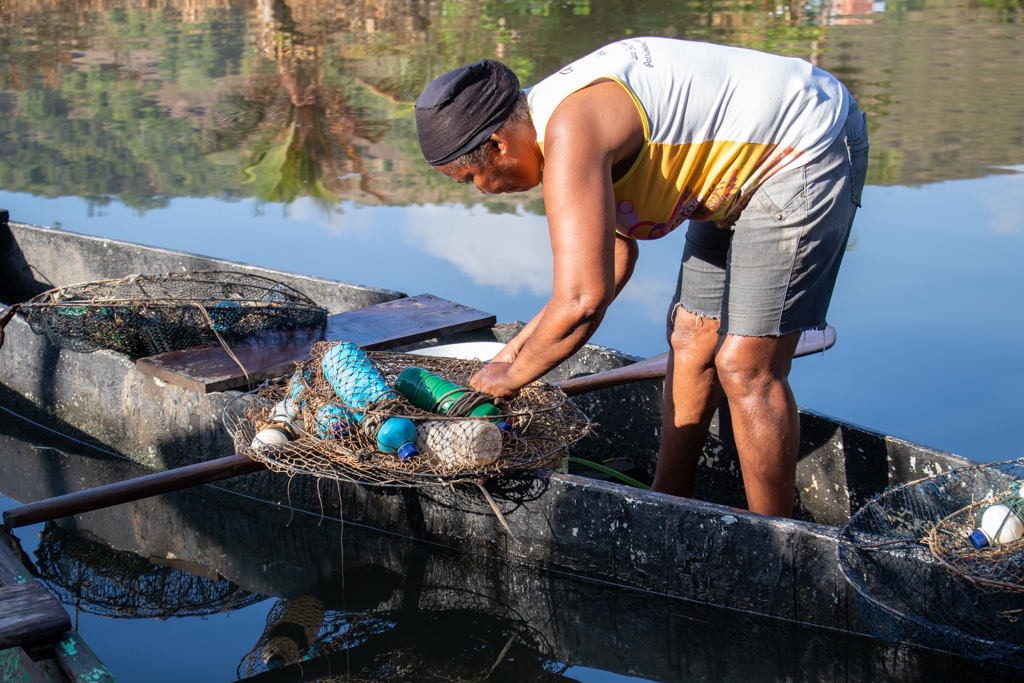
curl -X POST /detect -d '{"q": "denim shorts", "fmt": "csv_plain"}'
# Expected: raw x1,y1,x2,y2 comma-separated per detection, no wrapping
671,95,870,337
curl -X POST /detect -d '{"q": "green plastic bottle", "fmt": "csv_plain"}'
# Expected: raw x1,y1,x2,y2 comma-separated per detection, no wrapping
395,366,510,430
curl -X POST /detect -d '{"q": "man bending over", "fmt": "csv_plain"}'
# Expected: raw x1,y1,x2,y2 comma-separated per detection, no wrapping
414,37,868,517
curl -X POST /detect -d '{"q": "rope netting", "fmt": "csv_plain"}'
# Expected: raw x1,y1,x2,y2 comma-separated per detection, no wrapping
838,459,1024,667
33,523,265,619
238,596,559,681
17,271,326,358
224,342,590,487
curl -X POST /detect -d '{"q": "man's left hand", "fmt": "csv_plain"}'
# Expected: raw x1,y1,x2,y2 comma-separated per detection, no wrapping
470,362,522,399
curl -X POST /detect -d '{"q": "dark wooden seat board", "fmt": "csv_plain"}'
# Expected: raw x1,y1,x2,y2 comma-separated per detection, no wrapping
135,294,495,393
0,582,72,650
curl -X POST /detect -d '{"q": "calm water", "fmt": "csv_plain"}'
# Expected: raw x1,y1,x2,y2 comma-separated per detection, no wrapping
2,0,1024,462
0,418,1000,682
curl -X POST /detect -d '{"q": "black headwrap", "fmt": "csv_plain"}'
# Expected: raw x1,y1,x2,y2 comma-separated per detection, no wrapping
415,60,521,166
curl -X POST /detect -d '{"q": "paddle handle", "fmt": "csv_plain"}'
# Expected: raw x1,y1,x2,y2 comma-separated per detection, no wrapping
2,454,265,529
556,352,669,396
556,325,835,397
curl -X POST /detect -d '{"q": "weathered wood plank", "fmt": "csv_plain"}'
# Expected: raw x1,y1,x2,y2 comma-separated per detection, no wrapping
135,294,495,393
51,631,117,683
0,646,71,683
1,528,119,682
0,582,71,650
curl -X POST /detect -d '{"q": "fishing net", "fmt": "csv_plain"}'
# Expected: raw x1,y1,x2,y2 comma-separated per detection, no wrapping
223,342,590,487
238,596,561,681
837,459,1024,668
17,271,326,358
33,523,265,619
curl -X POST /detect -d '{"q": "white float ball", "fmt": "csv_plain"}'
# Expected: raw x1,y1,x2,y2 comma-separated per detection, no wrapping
251,426,290,449
980,504,1024,545
275,399,298,419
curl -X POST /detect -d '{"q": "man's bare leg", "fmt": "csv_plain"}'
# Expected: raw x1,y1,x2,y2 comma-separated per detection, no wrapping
651,306,724,498
715,332,802,518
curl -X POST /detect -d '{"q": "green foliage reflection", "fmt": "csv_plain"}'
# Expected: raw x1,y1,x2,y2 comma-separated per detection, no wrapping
0,0,1022,212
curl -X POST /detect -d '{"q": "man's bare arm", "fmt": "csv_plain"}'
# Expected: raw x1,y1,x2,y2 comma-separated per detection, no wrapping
490,234,638,366
470,81,644,396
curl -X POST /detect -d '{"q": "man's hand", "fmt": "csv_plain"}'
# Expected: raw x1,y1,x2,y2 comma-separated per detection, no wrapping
470,362,522,399
490,343,520,365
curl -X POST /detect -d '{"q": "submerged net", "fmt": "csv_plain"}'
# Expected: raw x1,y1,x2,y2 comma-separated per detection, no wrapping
238,596,561,681
223,342,590,487
18,271,326,358
33,523,265,619
837,460,1024,668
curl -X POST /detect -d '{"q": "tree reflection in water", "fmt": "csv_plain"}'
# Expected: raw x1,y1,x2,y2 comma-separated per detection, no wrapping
216,0,390,208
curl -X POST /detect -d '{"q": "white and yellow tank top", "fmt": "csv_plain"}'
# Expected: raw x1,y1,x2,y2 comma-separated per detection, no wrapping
526,38,848,240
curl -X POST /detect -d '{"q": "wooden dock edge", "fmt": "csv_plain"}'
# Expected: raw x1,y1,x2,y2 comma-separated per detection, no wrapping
0,526,118,682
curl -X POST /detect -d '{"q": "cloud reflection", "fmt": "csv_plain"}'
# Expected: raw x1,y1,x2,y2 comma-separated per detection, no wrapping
978,172,1024,234
399,204,554,296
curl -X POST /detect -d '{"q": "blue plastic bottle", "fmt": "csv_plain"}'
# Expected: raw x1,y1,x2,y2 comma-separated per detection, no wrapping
314,404,351,440
320,343,418,460
286,372,308,411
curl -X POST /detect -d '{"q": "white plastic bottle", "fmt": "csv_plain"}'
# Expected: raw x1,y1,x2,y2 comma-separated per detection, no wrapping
969,503,1024,548
414,420,502,468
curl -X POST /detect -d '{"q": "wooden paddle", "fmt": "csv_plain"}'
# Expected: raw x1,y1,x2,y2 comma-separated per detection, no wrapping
2,326,835,528
559,325,835,396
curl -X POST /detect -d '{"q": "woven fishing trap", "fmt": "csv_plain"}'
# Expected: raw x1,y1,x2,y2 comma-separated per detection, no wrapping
17,271,326,358
238,595,559,680
34,523,265,619
837,459,1024,667
224,342,590,487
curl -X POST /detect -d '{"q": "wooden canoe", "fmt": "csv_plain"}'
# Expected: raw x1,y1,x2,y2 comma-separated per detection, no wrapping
0,419,1004,683
0,216,976,639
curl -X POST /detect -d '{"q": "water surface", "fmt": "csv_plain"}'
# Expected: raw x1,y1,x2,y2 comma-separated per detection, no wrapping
0,417,1005,682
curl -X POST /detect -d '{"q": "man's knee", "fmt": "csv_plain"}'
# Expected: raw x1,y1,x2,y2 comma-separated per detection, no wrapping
667,305,720,357
715,334,797,397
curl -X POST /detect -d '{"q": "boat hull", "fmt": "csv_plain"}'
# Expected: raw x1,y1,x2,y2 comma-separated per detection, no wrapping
0,219,975,637
0,424,1010,683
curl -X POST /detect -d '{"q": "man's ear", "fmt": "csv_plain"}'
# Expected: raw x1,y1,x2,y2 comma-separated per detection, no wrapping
489,132,510,156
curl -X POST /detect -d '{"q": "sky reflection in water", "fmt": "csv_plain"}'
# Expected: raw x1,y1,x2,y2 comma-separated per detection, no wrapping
3,168,1023,463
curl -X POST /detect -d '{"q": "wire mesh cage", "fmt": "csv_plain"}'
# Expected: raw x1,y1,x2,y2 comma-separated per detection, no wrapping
17,271,327,358
33,523,266,619
837,459,1024,668
237,596,563,681
223,342,591,487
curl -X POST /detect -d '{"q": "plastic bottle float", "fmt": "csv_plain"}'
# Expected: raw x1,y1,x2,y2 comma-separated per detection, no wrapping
319,343,418,460
969,483,1024,548
395,366,511,431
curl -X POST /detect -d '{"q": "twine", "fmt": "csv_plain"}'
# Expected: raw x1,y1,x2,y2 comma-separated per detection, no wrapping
224,346,590,488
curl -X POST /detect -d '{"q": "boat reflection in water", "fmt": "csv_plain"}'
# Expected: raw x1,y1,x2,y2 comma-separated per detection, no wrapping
0,415,1012,683
34,523,265,628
